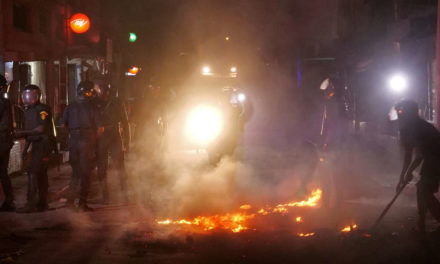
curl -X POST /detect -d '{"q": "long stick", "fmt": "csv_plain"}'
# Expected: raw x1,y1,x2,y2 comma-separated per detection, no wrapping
372,183,407,230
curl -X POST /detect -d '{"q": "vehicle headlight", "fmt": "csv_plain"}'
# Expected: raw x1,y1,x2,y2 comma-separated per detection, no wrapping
185,105,223,145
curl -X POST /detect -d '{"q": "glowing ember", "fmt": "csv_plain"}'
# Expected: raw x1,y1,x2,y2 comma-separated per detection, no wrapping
298,232,315,237
258,208,269,215
240,204,252,210
271,189,322,214
341,224,358,232
156,189,322,233
157,213,255,233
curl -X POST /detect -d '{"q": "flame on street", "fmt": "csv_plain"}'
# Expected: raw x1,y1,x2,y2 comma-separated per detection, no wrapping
157,189,322,233
240,204,252,210
297,232,315,237
341,224,358,232
157,213,255,233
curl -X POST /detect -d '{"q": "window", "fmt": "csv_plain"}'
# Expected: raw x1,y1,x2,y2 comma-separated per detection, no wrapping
13,2,30,32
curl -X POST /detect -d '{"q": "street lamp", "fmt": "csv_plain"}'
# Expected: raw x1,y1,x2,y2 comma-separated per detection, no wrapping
388,74,407,93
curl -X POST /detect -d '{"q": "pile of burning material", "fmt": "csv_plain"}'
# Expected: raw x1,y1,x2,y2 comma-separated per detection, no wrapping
155,189,362,236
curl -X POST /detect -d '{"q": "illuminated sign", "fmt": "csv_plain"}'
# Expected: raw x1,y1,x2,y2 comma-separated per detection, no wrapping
128,66,139,75
70,13,90,34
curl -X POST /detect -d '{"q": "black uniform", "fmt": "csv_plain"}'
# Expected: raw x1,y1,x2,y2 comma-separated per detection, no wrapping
23,103,54,209
0,96,14,208
63,99,99,205
94,97,128,201
400,117,440,225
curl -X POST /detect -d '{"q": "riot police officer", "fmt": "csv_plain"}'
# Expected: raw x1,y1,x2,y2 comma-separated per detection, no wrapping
16,85,55,213
93,78,130,203
63,81,100,211
0,75,15,212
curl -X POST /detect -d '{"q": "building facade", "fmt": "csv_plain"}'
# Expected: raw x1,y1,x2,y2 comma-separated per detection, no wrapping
1,0,121,173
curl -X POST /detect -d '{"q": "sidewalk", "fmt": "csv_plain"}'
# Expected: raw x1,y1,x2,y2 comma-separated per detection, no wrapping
0,162,154,264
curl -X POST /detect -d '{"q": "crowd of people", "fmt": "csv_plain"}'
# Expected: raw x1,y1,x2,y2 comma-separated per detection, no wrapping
0,75,129,213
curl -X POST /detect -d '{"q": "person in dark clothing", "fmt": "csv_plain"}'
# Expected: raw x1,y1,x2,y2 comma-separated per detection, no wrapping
15,85,55,213
0,75,15,212
395,99,440,233
93,78,130,203
63,81,100,211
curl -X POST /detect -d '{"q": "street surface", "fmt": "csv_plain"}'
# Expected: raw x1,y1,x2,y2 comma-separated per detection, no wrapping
1,141,440,264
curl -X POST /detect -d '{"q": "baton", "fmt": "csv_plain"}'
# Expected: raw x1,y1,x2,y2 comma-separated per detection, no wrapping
372,182,408,230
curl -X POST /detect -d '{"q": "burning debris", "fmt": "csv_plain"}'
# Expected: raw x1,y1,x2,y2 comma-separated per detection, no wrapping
341,224,358,233
157,189,322,233
297,232,315,237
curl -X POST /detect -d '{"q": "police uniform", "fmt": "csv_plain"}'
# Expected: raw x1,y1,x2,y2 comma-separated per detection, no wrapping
94,97,129,201
23,103,54,211
0,95,14,210
63,99,98,208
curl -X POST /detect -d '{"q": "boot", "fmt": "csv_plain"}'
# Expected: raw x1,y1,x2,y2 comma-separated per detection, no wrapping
78,203,94,212
16,203,38,214
78,199,94,212
0,202,16,212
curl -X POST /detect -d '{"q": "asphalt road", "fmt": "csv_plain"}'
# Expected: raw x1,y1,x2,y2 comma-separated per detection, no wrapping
1,149,440,264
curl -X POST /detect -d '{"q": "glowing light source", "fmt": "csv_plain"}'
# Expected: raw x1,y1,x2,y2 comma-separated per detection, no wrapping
237,93,246,102
202,66,211,75
129,32,137,42
185,105,223,145
230,67,237,73
341,224,358,232
128,66,140,75
388,74,407,93
225,36,230,41
69,13,90,34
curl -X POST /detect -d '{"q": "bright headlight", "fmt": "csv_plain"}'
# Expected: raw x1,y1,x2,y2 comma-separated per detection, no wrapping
237,93,246,102
185,105,223,145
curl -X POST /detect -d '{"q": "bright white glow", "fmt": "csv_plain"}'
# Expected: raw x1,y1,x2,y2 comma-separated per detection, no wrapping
389,74,407,93
237,93,246,102
388,106,398,121
185,105,223,145
230,67,237,73
202,66,211,75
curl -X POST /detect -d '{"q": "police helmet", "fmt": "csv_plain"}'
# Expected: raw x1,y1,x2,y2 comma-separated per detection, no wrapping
77,81,94,98
93,77,111,99
22,85,41,106
395,99,419,119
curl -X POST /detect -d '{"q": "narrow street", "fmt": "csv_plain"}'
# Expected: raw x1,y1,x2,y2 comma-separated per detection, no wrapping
1,147,440,263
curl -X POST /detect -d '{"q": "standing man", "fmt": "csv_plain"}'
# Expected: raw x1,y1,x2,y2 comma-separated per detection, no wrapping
319,76,350,208
16,85,55,213
0,75,15,211
93,78,130,203
395,99,440,234
63,81,100,211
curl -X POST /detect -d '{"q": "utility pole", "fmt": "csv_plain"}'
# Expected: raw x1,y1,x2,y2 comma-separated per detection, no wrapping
435,1,440,128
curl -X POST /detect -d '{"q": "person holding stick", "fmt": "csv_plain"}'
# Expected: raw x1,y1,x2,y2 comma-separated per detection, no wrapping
395,99,440,234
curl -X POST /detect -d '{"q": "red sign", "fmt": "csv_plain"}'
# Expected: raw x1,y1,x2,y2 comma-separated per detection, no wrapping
128,67,140,75
69,13,90,34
